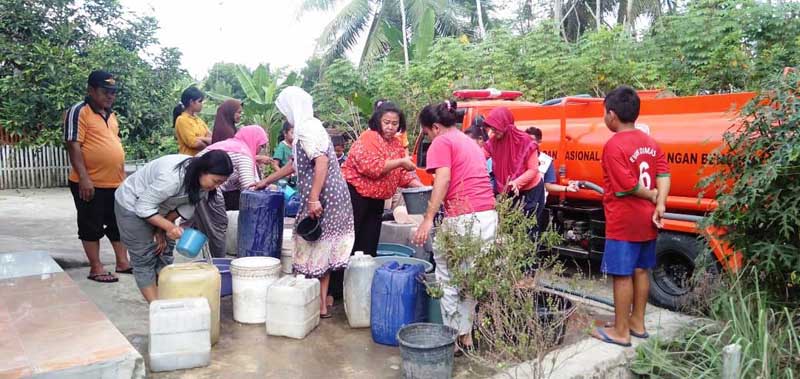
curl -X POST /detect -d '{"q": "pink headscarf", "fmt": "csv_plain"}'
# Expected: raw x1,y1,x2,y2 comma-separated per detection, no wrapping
206,125,267,161
484,107,536,192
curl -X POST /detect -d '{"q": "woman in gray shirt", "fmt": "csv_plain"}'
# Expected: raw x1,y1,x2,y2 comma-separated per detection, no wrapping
115,150,233,302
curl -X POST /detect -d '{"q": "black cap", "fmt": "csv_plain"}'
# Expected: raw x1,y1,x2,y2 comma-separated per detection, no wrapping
87,70,118,90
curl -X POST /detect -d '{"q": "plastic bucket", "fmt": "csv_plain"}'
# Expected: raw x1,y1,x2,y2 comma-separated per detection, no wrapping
297,217,322,242
194,258,233,297
400,187,432,215
397,323,458,379
176,228,207,258
374,256,433,273
230,257,281,323
376,243,414,257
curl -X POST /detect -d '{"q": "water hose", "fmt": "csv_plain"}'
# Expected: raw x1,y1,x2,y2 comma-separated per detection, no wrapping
540,281,615,308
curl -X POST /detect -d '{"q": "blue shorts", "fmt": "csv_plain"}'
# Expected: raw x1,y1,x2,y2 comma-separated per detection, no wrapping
601,239,657,276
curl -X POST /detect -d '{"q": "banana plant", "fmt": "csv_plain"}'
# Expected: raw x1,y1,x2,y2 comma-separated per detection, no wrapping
206,64,301,150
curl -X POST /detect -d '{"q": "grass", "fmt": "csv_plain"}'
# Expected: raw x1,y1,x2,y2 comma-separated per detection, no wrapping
631,270,800,378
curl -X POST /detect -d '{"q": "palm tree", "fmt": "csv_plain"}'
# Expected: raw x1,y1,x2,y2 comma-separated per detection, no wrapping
301,0,475,66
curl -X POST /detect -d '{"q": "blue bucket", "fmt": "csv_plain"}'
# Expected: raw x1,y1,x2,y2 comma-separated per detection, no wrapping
194,258,233,297
176,228,207,258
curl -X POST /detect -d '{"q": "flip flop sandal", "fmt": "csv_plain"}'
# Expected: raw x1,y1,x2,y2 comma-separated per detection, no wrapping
87,272,119,283
115,268,133,274
320,312,333,319
591,327,632,347
602,322,650,339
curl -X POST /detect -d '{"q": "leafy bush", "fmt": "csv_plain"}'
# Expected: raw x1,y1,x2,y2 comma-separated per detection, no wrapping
700,69,800,297
434,197,572,367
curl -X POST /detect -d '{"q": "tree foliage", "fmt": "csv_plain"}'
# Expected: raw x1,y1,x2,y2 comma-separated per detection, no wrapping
311,0,800,139
0,0,189,159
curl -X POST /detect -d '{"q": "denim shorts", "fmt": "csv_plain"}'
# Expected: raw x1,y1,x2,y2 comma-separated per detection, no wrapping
601,239,657,276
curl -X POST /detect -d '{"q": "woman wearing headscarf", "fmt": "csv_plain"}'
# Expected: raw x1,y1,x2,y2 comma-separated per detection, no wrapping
484,107,545,234
191,125,268,257
253,87,354,318
211,99,243,143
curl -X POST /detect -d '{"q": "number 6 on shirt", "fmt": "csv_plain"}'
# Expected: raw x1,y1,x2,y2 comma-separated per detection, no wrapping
638,161,651,189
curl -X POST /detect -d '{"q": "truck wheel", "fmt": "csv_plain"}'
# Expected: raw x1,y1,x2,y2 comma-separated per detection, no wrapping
648,232,718,310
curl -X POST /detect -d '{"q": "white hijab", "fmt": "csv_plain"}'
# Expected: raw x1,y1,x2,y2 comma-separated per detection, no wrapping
275,86,330,159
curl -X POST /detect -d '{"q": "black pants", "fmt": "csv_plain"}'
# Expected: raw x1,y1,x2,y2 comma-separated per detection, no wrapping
349,183,386,257
330,183,387,300
69,181,120,241
513,179,546,237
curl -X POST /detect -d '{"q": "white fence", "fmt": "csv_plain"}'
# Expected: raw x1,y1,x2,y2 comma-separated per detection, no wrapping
0,144,71,189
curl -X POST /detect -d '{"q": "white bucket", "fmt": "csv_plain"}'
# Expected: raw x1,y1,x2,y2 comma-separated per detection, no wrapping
230,257,281,324
281,229,294,275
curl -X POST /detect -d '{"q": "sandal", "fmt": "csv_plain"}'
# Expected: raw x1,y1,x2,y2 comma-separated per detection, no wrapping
115,267,133,274
87,272,119,283
601,322,649,339
320,312,333,319
590,327,631,347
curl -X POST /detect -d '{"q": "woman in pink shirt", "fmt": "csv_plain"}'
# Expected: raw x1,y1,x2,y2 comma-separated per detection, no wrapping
484,107,545,234
412,100,496,354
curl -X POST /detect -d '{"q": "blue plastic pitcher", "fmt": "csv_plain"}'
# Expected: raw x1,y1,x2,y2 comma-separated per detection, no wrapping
176,228,207,258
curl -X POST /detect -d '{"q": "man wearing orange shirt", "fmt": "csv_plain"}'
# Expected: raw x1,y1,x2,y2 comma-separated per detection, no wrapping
64,70,131,283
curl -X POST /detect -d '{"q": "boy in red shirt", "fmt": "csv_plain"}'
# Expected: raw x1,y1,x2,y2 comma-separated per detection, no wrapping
591,86,670,347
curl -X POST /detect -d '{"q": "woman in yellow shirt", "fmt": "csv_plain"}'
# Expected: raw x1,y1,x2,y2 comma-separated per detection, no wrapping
173,87,212,156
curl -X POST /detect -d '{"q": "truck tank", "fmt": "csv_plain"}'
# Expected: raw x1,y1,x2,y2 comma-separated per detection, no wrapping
498,92,756,213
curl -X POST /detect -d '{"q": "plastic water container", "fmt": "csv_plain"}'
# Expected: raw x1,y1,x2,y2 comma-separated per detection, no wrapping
149,298,211,372
266,275,320,339
281,229,294,275
238,190,284,258
344,251,378,328
230,257,281,324
371,262,428,346
226,211,238,256
158,263,221,345
374,256,434,273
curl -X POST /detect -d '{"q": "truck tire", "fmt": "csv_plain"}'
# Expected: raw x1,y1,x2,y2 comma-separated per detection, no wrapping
648,232,719,310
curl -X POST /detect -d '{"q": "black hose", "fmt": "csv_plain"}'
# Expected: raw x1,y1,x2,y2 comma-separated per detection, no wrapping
541,281,615,308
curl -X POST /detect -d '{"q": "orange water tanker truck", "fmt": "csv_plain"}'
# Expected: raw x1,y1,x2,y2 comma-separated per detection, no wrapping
411,89,751,310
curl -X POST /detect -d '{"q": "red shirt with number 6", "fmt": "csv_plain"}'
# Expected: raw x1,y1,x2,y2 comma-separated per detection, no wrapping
601,129,669,242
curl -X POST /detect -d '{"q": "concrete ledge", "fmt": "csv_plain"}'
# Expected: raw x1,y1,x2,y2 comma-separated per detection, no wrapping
493,308,693,379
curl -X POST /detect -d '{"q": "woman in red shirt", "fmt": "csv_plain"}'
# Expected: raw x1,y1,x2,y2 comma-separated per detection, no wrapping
341,101,424,256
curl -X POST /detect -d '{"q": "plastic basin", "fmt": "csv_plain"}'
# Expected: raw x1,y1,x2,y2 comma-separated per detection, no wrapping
194,258,233,297
176,228,207,258
376,243,414,257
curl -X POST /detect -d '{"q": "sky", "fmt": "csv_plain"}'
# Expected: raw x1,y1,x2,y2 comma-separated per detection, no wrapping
119,0,362,79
